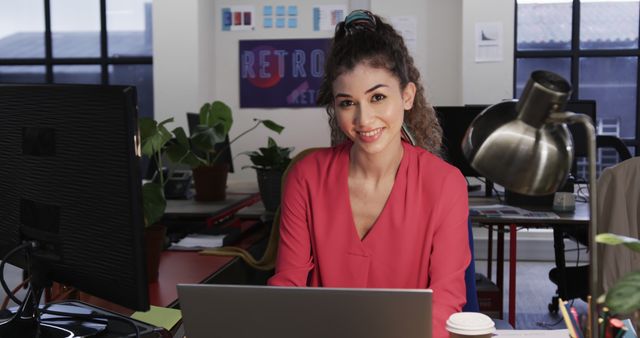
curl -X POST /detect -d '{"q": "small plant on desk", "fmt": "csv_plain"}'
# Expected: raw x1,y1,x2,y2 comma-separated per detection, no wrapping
166,100,284,201
139,117,174,226
240,137,294,212
596,233,640,327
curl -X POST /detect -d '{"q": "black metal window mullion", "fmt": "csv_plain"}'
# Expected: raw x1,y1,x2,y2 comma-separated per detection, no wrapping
43,0,53,83
570,0,580,100
515,0,640,156
636,3,640,155
100,0,108,85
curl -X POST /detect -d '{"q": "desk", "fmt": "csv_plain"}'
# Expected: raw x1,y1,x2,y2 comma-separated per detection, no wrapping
469,197,589,328
57,189,270,336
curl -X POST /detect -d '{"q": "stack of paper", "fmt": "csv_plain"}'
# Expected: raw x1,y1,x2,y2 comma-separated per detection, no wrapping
168,234,226,251
471,204,559,219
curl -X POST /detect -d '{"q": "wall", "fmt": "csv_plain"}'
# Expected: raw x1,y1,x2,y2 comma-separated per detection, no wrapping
153,0,515,182
462,0,514,104
153,0,475,182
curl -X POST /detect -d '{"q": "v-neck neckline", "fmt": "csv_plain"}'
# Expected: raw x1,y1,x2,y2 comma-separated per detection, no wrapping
343,142,409,244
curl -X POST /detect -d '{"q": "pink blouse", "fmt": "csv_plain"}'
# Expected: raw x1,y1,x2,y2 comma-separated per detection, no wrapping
268,141,471,338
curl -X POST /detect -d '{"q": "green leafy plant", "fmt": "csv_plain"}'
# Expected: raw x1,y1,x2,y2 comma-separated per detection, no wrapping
139,117,174,226
596,233,640,314
241,137,294,171
167,101,284,168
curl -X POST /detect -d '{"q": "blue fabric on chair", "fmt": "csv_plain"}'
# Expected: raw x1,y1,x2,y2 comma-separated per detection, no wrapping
463,218,480,312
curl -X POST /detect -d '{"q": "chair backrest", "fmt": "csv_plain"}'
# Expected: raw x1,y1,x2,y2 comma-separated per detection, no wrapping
200,148,322,270
596,135,632,162
463,218,479,312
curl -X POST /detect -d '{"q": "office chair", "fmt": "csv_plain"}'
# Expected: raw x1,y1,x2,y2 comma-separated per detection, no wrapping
200,148,321,270
548,135,632,313
596,156,640,294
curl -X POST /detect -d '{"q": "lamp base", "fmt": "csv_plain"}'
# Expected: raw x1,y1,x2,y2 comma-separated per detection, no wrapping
504,190,554,207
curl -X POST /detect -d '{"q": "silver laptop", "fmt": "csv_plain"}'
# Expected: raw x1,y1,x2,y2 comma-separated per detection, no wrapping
177,284,432,338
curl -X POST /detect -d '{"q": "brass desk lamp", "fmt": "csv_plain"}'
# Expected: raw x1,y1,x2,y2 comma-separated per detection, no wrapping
462,70,598,337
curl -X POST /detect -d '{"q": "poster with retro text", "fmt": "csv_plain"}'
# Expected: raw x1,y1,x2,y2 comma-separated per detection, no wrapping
239,39,331,108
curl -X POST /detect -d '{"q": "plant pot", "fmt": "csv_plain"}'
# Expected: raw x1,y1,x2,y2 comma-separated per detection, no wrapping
256,168,284,212
192,163,230,201
144,224,167,284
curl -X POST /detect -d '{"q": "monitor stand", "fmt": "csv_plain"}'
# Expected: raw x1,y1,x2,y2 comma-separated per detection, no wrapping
0,246,159,338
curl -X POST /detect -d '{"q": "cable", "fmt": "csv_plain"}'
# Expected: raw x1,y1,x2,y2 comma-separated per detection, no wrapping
0,242,33,305
475,177,505,203
40,306,141,338
1,277,30,310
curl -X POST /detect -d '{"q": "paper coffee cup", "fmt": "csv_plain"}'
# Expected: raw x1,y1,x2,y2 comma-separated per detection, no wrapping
446,312,496,338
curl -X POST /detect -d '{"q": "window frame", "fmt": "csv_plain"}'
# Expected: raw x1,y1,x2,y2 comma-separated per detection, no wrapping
0,0,152,88
514,0,640,156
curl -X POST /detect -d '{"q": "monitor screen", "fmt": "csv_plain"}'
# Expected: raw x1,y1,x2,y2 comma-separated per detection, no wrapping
0,84,149,311
186,112,234,173
564,100,596,158
436,105,488,177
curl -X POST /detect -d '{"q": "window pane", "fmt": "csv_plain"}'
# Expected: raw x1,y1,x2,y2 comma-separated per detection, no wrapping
109,64,153,118
517,0,572,51
51,0,101,58
579,57,637,172
0,0,45,58
53,65,101,84
0,66,46,83
580,0,639,50
515,58,571,98
107,0,153,57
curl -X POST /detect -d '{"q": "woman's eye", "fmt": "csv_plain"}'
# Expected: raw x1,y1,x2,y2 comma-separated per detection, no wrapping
372,94,386,102
339,100,354,107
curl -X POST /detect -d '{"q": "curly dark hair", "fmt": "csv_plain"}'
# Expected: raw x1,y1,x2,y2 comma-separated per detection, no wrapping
317,11,442,155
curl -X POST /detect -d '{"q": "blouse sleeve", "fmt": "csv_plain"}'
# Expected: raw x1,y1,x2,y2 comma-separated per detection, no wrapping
267,161,314,286
429,170,471,338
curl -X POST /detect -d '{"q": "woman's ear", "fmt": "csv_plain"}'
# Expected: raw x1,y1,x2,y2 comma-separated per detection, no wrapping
403,82,417,110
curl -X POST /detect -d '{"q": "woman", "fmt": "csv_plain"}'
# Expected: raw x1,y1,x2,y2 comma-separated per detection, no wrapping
268,10,470,338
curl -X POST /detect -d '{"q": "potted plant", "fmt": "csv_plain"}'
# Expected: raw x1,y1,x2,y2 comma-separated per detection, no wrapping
138,116,173,283
167,100,284,201
241,137,294,212
595,233,640,327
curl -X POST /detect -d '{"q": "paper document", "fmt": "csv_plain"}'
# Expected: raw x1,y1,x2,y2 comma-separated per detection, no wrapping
471,204,559,219
494,329,569,338
131,306,181,331
169,234,226,251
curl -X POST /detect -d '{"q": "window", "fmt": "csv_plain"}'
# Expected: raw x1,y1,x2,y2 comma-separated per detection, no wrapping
0,0,153,118
515,0,640,175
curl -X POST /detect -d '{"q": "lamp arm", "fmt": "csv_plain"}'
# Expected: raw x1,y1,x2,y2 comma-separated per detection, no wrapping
549,111,599,338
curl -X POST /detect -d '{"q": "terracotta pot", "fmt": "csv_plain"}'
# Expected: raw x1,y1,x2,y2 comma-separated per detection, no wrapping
192,163,230,201
256,168,284,212
144,224,167,284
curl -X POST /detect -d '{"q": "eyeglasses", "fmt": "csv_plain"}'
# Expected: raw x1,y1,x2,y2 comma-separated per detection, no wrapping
335,10,377,38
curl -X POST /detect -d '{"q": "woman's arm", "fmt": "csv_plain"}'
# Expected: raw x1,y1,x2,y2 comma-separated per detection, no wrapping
429,170,471,338
267,162,314,286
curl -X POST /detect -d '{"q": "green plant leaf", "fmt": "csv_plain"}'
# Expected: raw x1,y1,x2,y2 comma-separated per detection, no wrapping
596,233,640,252
268,137,277,148
139,117,173,157
261,119,284,134
199,101,232,136
142,182,166,227
172,127,190,147
604,271,640,314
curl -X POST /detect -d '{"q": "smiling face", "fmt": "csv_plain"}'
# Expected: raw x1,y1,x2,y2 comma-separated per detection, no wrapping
333,62,416,156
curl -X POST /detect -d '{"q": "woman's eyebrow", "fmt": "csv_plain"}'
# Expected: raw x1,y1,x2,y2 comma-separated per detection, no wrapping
365,84,387,94
335,84,388,98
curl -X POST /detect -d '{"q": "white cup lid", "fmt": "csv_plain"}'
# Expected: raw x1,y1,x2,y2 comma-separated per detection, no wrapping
446,312,496,335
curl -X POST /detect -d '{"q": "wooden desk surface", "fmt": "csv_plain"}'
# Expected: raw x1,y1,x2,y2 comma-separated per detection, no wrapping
149,221,265,308
469,197,589,225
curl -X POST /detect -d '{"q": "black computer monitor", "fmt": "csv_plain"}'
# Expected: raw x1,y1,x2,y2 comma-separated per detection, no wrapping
186,112,234,173
436,105,488,178
0,84,149,336
565,100,596,158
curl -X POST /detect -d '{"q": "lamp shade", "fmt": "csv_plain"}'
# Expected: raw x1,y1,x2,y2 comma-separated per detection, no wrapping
461,71,574,196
